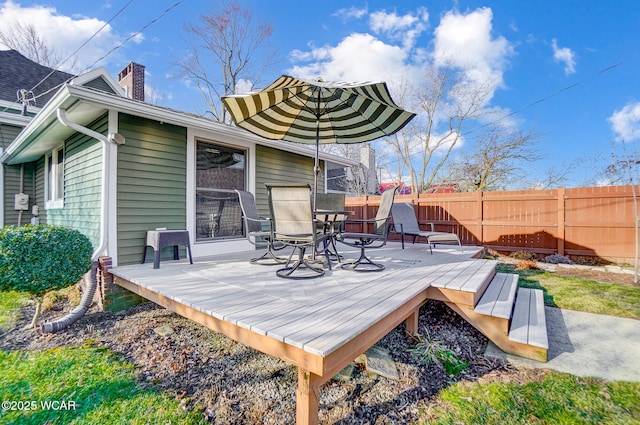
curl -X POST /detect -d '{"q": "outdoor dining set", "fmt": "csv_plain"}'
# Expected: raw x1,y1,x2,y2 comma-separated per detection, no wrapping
236,185,462,279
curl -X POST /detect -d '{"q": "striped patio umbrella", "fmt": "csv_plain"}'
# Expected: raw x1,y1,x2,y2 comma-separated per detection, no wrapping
222,75,416,208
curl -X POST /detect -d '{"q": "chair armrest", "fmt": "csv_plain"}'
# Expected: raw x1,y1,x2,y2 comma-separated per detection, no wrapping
417,220,435,231
245,216,270,224
343,218,374,224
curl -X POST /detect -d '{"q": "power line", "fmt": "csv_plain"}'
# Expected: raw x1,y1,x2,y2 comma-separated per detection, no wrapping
463,61,624,136
77,1,183,75
29,0,136,97
31,0,184,102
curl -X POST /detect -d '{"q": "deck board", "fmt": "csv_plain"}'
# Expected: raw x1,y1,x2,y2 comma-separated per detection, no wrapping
285,263,452,354
475,273,518,319
493,274,518,319
509,287,532,344
111,243,483,358
527,289,549,348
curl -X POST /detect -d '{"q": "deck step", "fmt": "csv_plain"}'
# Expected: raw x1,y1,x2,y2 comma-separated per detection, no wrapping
474,273,518,318
508,288,548,349
426,260,497,307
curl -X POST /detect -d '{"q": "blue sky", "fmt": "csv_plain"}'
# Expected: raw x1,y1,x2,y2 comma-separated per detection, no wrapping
1,0,639,188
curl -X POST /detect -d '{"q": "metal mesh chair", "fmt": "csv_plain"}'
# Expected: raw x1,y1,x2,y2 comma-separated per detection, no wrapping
337,186,399,271
266,184,330,279
390,202,462,254
236,189,287,264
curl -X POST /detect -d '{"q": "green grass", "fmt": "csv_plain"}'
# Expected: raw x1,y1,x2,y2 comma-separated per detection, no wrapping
0,345,205,425
0,290,29,331
421,370,640,425
496,264,640,319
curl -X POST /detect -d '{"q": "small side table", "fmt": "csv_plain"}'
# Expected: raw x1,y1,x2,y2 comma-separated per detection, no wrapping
142,230,193,269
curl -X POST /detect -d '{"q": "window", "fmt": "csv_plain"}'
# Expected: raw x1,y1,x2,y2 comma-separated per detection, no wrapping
46,147,64,209
195,141,246,241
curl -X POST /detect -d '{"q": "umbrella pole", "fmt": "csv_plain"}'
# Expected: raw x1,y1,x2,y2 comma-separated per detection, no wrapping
314,121,320,211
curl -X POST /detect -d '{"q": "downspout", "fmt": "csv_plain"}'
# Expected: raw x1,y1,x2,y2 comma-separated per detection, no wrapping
42,108,116,333
17,164,24,226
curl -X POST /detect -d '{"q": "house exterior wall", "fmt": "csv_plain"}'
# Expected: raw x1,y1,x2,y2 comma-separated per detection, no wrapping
116,113,187,265
254,144,324,216
2,162,36,226
34,156,47,224
1,123,35,227
82,77,117,94
44,114,106,250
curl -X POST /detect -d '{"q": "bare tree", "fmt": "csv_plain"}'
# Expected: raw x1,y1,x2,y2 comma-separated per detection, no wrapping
0,21,71,69
383,68,492,193
444,126,540,191
176,0,277,122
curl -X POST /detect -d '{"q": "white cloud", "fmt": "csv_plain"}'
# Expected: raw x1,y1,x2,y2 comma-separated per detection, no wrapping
288,33,414,87
551,38,576,75
369,7,428,50
609,102,640,141
333,6,368,21
432,7,513,99
144,83,171,105
0,0,126,72
287,8,429,96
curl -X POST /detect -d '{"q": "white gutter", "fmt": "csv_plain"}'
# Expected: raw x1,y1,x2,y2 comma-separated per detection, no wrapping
41,108,119,333
56,107,114,260
58,85,359,167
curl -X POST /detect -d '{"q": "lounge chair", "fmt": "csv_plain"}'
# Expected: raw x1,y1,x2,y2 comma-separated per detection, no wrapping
235,189,287,264
266,184,331,279
390,202,462,254
337,186,398,271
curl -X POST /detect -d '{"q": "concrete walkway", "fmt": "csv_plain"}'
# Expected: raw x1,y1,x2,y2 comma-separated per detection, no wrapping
486,307,640,382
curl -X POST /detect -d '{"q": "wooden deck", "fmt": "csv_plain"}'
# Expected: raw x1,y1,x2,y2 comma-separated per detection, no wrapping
110,242,542,424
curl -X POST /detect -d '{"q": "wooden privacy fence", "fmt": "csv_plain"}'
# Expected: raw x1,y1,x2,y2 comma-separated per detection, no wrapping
344,185,638,263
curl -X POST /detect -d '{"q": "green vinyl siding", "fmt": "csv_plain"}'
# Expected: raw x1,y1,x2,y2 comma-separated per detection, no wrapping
117,113,187,265
45,114,105,250
82,76,118,94
34,156,47,224
254,144,324,216
2,124,32,226
2,162,35,227
0,123,22,149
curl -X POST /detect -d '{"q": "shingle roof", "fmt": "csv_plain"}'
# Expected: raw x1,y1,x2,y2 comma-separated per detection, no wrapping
0,50,74,106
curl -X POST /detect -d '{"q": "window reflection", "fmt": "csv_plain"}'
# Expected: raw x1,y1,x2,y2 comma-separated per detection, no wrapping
195,141,245,241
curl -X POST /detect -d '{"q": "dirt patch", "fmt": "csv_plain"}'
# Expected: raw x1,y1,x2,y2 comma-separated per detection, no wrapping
497,256,638,286
553,267,637,286
1,297,519,424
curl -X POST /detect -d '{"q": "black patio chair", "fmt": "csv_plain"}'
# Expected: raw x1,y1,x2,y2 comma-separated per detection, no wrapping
337,186,399,271
235,189,287,264
266,184,331,279
390,202,462,254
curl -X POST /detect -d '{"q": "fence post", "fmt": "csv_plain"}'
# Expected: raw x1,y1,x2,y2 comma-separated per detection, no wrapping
476,191,483,245
557,187,565,256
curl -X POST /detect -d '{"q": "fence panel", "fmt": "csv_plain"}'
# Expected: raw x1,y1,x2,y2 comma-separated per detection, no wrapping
344,185,637,263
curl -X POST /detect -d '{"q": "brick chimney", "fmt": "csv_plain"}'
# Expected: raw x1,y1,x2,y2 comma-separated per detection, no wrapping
118,62,145,101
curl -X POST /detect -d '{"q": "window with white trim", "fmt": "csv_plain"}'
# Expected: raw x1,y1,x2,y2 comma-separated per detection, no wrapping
195,140,246,241
45,146,64,209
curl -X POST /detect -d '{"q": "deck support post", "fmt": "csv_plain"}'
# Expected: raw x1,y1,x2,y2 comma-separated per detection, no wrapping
405,308,419,336
296,368,322,425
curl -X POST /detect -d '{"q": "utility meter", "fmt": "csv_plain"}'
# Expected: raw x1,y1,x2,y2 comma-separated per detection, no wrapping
14,193,29,210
